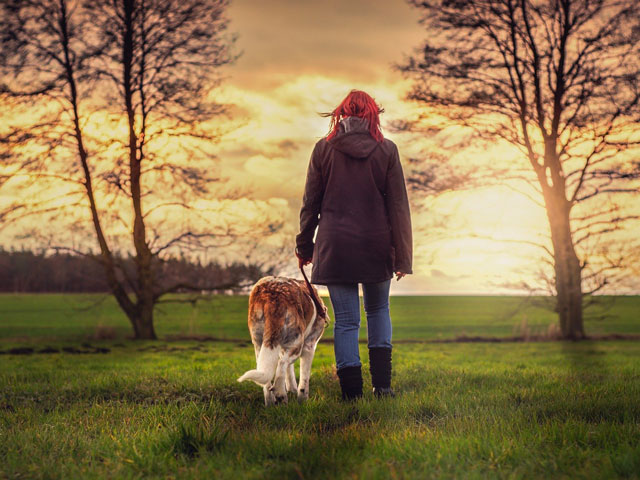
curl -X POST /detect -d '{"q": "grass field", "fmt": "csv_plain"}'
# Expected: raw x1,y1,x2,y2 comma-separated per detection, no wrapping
1,293,639,342
1,294,640,479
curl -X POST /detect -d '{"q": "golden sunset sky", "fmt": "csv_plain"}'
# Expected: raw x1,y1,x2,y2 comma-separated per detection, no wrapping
2,0,638,295
209,0,577,294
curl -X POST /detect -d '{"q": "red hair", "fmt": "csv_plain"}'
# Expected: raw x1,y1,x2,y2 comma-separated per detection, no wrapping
324,90,384,143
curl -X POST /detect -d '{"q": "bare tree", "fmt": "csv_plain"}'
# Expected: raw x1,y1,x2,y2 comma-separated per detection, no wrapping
397,0,640,339
0,0,274,339
0,161,26,230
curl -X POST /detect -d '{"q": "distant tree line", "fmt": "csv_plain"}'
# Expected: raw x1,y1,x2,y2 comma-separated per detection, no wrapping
0,248,268,294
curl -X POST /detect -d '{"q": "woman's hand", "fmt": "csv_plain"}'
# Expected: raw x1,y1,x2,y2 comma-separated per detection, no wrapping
298,256,312,268
295,247,312,269
395,272,406,281
296,252,312,269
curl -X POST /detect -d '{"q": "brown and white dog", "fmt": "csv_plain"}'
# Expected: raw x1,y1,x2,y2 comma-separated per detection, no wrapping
237,276,328,405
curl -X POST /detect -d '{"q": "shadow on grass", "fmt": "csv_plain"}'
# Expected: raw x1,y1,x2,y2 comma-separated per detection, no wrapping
528,340,640,424
560,339,610,380
258,430,371,479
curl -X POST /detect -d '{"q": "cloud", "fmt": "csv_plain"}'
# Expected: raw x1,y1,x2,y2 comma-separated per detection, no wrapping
5,0,638,294
244,155,288,176
275,139,299,153
430,269,452,279
226,0,426,91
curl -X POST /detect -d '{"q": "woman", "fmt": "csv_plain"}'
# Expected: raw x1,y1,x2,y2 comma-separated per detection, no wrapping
295,89,413,400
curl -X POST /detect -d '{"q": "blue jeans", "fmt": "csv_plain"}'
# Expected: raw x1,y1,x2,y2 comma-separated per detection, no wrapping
327,279,392,370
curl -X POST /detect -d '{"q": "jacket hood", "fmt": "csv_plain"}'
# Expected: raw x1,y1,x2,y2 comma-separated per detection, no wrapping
328,116,379,159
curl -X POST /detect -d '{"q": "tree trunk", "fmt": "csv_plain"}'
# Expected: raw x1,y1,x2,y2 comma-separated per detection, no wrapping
129,302,157,340
545,195,585,340
60,0,138,328
122,0,157,341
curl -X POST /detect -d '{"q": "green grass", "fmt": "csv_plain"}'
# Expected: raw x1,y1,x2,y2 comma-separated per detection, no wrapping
1,341,640,479
1,294,639,478
1,294,639,343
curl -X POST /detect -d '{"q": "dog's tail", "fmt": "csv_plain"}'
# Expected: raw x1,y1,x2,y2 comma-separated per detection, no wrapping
237,344,279,386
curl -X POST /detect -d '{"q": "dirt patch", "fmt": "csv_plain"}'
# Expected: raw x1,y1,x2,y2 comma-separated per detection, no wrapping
2,347,35,355
61,345,110,354
315,333,640,344
136,343,211,353
38,347,60,353
164,334,251,346
0,344,110,355
158,332,640,345
3,333,638,356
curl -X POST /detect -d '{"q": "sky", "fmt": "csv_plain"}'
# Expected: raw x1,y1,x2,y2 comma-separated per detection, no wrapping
1,0,638,295
207,0,559,294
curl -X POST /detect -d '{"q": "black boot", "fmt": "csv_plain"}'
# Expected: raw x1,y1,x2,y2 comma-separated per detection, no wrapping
369,347,395,398
336,365,363,401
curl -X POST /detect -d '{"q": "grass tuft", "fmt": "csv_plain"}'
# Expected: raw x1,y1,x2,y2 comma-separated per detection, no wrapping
170,420,229,458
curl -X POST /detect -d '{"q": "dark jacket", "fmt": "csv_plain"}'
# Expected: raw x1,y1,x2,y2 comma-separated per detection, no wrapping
295,116,413,285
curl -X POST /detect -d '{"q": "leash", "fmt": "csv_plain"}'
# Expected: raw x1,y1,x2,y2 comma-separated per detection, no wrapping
300,264,327,321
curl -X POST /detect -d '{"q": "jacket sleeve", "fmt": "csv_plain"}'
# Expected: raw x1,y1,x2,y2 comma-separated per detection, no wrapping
295,141,325,259
385,144,413,274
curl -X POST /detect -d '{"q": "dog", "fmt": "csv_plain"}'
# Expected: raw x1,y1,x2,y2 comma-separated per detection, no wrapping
237,276,328,405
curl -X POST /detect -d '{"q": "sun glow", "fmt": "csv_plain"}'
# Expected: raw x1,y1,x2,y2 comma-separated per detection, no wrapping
1,0,639,294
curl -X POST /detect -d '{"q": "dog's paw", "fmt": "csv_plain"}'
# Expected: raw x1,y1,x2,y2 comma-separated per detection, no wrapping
286,382,298,393
264,386,276,406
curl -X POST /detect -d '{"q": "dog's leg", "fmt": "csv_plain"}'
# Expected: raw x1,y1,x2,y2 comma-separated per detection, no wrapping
297,342,318,401
273,353,293,404
285,362,298,393
263,382,275,406
285,341,302,394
